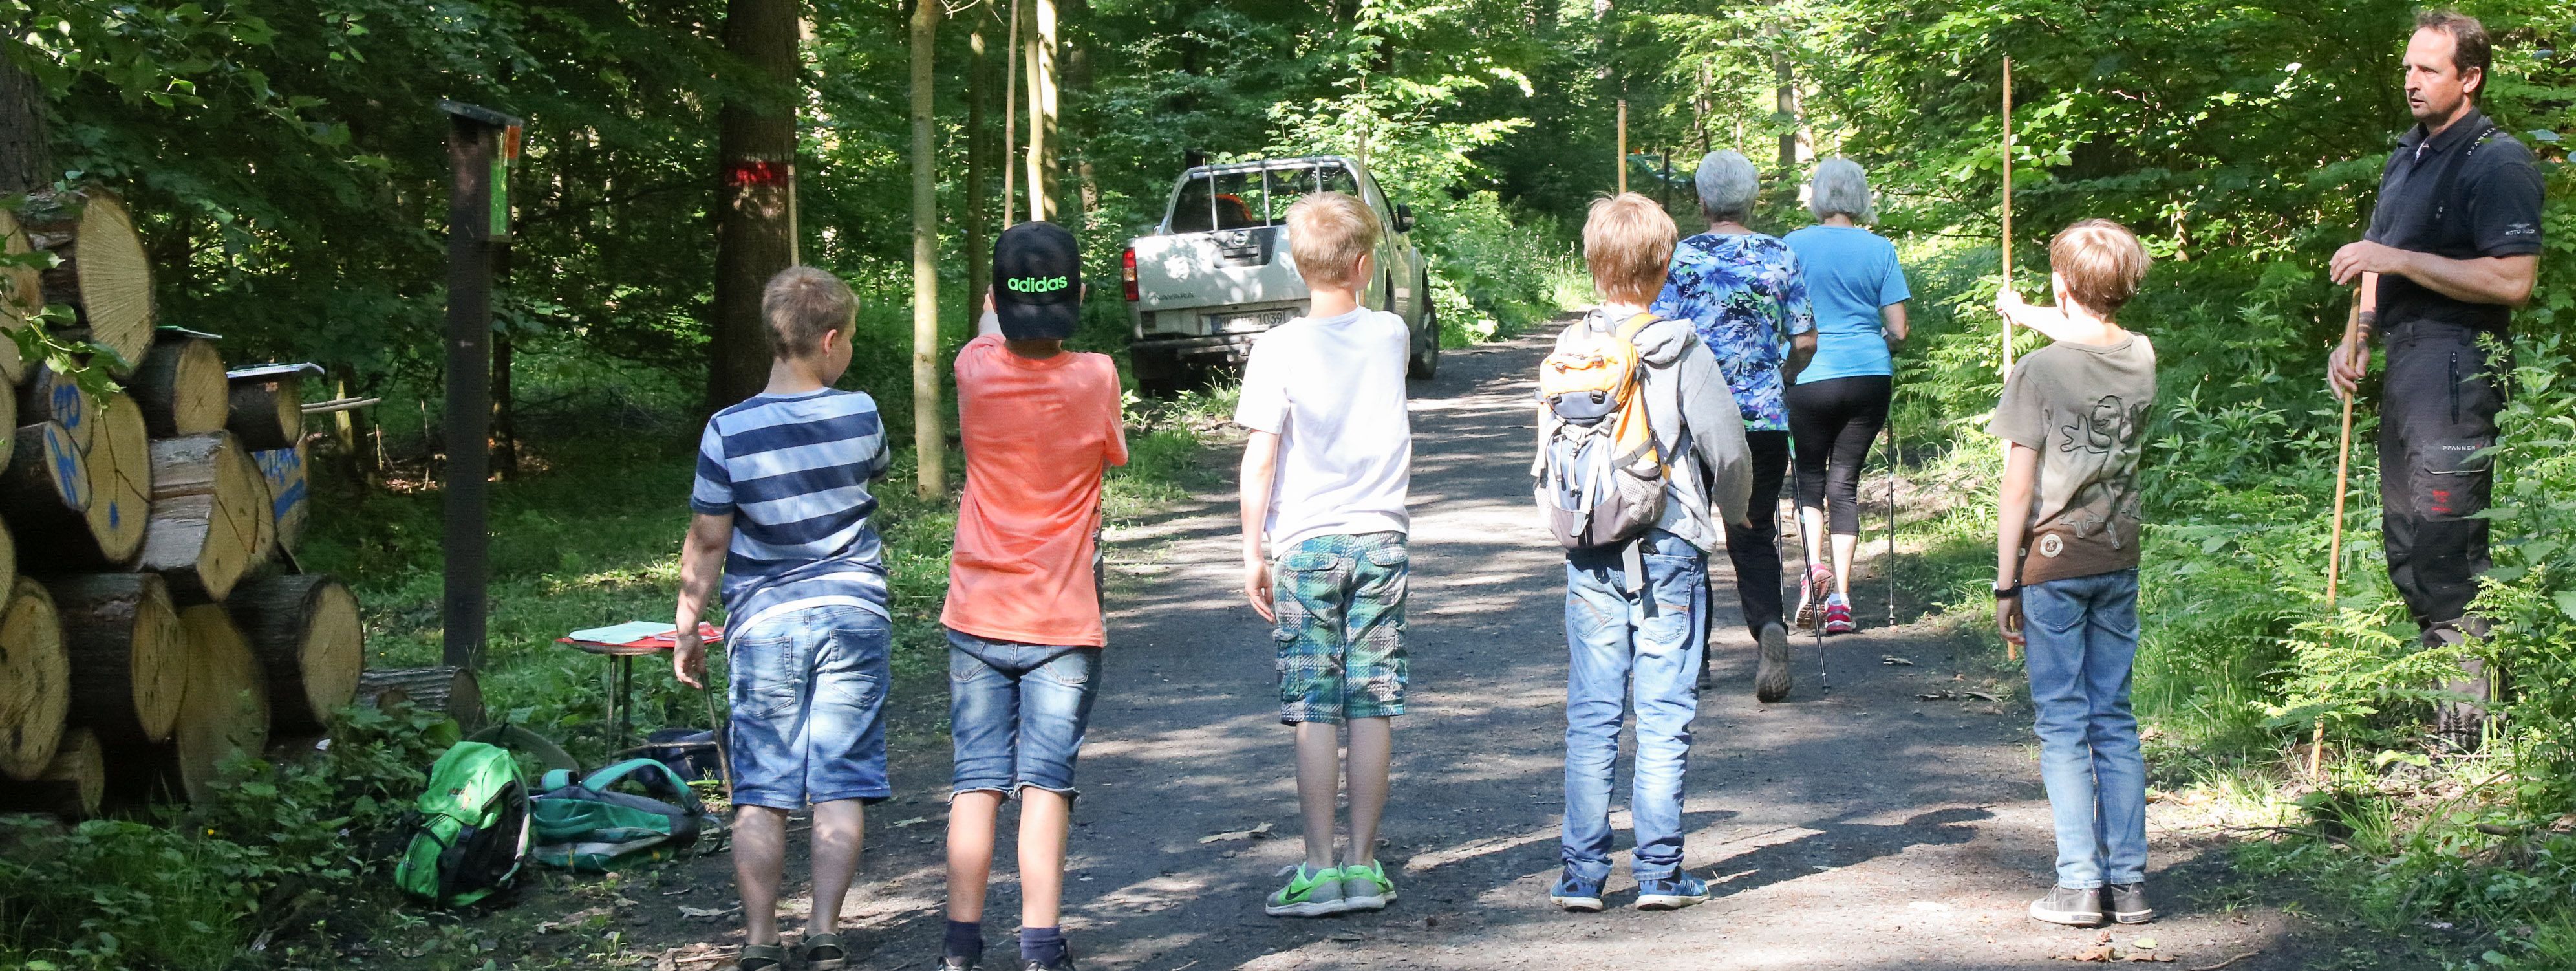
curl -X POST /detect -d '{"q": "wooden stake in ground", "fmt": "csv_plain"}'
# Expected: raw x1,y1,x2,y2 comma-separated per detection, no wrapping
114,604,271,805
18,187,155,373
910,0,947,501
225,573,363,734
132,334,229,436
1616,99,1629,194
0,726,102,816
356,665,484,732
2000,56,2015,375
48,573,185,745
2309,276,2376,778
0,576,67,780
136,432,271,602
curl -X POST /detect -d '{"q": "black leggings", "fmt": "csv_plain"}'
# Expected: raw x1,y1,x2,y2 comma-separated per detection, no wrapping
1785,375,1892,536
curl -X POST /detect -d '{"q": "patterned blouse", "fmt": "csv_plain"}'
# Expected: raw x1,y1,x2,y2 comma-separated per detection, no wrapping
1651,232,1815,432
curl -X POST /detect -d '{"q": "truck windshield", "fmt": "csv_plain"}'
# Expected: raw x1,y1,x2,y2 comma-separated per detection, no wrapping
1168,164,1361,233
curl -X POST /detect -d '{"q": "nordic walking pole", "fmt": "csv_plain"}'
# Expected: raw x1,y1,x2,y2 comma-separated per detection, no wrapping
2308,274,2376,778
703,684,735,798
1885,414,1899,627
1787,442,1829,692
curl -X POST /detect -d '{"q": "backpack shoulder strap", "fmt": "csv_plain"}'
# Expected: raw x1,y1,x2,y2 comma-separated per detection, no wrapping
1614,311,1661,342
583,758,696,802
2429,124,2503,226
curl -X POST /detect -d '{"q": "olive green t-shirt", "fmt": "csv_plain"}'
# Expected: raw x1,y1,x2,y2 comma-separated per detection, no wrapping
1986,333,2158,586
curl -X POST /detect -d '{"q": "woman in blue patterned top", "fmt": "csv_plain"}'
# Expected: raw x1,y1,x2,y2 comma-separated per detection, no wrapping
1651,150,1816,702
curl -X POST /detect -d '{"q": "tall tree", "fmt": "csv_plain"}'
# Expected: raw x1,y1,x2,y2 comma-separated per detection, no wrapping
710,0,801,410
0,59,49,195
910,0,946,496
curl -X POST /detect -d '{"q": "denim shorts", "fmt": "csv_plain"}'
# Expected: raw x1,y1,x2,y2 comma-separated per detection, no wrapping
727,605,892,809
1271,532,1408,725
947,628,1102,799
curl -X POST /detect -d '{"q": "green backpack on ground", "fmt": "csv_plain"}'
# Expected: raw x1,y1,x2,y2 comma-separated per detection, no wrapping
393,725,580,907
530,758,714,871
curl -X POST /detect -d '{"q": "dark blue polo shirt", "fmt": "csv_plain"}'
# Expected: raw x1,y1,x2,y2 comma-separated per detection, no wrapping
2364,107,2544,336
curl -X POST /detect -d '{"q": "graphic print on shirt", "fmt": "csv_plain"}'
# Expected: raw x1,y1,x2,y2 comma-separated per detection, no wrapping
1651,232,1815,431
2046,394,2151,554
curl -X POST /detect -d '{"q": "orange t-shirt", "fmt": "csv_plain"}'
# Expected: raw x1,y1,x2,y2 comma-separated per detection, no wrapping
941,334,1129,646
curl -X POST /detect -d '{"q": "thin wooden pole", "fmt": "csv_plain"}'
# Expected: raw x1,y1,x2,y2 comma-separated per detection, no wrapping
2309,276,2376,777
2000,57,2015,374
1002,0,1019,229
910,0,945,499
1616,99,1628,193
1886,415,1900,627
1025,0,1058,223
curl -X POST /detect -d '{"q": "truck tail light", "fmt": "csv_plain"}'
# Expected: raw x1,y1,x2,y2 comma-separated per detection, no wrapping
1121,247,1140,302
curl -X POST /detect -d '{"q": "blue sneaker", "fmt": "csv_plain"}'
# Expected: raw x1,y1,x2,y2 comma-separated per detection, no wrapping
1549,867,1605,912
1635,872,1709,911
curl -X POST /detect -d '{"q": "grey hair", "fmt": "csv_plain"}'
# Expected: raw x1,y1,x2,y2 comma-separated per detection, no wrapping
1694,151,1759,224
1808,157,1874,222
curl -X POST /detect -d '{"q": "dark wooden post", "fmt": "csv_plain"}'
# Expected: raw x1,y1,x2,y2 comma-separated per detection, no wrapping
438,100,520,671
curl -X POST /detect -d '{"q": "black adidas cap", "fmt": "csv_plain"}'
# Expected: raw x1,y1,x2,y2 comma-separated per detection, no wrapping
993,221,1082,340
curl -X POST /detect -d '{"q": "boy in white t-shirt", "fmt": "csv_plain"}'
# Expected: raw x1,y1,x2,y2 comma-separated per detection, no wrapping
1234,191,1413,919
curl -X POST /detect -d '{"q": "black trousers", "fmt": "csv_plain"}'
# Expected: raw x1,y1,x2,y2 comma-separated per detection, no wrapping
1721,430,1792,637
1786,375,1893,536
2376,320,2504,732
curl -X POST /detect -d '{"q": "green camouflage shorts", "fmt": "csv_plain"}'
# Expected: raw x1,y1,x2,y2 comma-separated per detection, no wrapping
1271,532,1409,724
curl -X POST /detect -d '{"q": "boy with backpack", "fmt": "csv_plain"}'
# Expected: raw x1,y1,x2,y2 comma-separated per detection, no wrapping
1539,193,1752,912
672,267,892,971
1990,219,2159,928
1234,191,1413,918
938,221,1128,971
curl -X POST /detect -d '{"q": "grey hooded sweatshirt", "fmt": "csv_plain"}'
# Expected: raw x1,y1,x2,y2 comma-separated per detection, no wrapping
1533,307,1754,555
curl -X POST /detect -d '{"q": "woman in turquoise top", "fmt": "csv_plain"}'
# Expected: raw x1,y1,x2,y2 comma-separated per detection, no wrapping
1781,158,1911,635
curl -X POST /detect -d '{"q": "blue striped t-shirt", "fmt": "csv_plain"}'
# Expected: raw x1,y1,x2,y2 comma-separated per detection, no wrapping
690,389,896,637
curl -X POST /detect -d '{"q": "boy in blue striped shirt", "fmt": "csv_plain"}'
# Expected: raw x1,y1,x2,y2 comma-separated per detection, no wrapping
673,267,892,971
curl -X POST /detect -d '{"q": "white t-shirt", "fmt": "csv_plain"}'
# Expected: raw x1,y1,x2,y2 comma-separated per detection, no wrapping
1232,308,1413,550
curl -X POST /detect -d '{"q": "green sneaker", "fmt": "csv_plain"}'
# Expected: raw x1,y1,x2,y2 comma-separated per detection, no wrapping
1340,859,1397,911
1263,864,1347,917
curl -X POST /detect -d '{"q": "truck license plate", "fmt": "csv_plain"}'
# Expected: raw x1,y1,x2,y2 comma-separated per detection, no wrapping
1212,310,1291,334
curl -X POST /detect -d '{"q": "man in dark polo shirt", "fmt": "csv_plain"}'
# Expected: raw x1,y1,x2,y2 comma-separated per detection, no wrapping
2328,8,2542,744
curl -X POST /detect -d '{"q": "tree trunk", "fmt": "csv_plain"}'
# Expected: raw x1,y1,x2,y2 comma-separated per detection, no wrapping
133,335,229,437
20,362,92,453
225,373,303,451
47,573,185,745
18,188,155,373
0,58,51,197
224,573,363,734
0,726,102,817
0,577,66,780
3,422,91,560
709,0,802,411
356,666,484,732
1063,0,1099,217
1,208,40,379
253,443,306,555
138,432,271,602
109,605,268,806
911,0,947,499
966,25,992,311
1025,0,1060,222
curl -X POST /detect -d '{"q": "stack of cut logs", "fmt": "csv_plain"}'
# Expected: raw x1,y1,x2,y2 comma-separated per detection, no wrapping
0,188,474,818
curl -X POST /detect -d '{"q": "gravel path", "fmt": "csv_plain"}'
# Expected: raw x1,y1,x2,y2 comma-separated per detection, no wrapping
530,322,2368,971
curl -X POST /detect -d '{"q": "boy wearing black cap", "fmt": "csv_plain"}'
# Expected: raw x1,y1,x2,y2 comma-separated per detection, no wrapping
939,221,1129,971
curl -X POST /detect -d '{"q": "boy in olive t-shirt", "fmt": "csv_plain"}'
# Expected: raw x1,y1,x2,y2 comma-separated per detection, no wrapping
1990,219,2160,930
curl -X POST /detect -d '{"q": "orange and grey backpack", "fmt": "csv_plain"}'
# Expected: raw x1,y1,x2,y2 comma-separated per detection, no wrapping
1534,312,1671,552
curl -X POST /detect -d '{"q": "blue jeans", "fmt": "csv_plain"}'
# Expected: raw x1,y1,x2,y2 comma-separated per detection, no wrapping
727,605,892,809
2022,569,2147,888
947,628,1103,798
1562,529,1707,882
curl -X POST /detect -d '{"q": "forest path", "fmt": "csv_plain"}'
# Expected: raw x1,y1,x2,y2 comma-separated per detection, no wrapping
811,319,2334,971
574,320,2346,971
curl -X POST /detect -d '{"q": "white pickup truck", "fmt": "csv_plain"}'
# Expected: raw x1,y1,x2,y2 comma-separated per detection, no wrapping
1120,156,1437,396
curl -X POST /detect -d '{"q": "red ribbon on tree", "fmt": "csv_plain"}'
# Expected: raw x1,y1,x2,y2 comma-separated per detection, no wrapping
725,160,791,188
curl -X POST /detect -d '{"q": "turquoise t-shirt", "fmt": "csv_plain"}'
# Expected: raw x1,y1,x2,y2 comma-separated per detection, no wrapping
1782,224,1911,384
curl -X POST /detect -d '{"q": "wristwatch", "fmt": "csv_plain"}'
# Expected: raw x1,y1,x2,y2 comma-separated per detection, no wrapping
1993,585,2021,599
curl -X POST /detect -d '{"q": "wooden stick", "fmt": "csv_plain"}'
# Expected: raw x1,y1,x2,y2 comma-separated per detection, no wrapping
2308,279,2373,778
1616,99,1629,194
1002,0,1020,230
2000,57,2014,374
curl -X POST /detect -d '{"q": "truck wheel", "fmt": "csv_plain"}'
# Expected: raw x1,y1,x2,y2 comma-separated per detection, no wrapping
1408,303,1439,380
1133,347,1183,399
